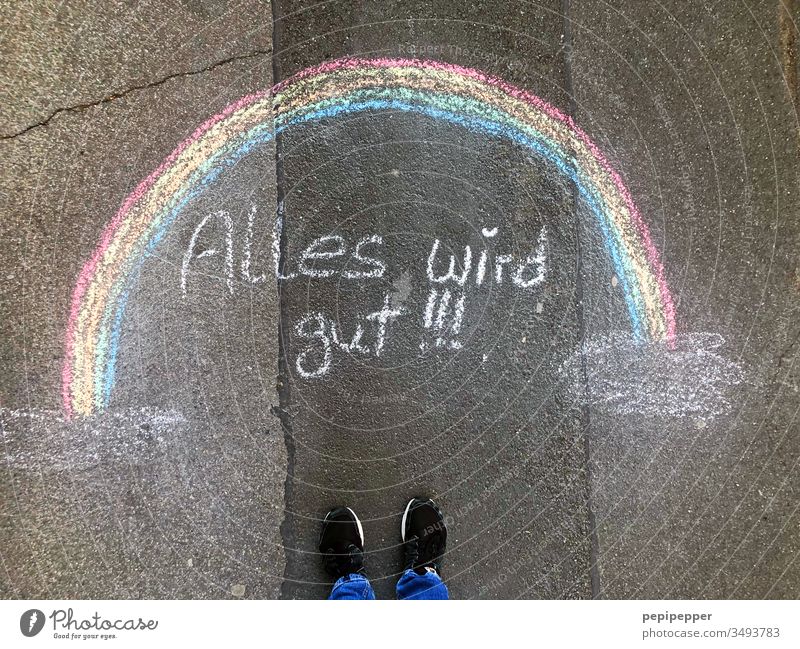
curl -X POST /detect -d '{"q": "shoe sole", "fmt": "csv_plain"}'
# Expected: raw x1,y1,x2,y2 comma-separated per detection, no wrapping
322,506,364,546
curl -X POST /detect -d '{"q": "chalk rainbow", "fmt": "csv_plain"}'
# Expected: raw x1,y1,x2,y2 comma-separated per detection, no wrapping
62,57,677,418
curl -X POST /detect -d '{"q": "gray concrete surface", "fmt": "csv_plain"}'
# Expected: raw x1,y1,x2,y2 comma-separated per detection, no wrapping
0,2,284,598
571,0,800,598
0,0,272,138
1,0,799,600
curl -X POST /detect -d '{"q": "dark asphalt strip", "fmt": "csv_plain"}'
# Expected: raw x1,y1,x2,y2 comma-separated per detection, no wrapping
271,0,301,600
561,0,601,599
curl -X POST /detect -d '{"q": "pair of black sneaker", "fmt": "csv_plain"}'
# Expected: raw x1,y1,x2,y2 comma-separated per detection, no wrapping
319,497,447,579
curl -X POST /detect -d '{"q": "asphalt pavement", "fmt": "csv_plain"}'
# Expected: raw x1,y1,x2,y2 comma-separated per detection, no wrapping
1,0,798,599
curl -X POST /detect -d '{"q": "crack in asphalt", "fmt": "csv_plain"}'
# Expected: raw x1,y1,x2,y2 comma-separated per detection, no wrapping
268,0,300,602
0,46,273,140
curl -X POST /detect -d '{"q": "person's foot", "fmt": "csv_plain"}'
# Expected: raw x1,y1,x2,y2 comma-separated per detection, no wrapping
319,506,365,579
401,497,447,575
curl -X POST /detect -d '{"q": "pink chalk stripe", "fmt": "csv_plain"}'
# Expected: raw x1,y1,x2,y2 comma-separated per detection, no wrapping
62,90,270,415
64,57,678,417
276,57,677,341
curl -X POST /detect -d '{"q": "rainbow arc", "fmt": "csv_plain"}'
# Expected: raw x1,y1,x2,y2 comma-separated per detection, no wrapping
62,57,676,418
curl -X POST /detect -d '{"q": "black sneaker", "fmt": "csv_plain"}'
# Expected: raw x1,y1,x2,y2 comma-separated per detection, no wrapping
401,497,447,575
319,506,365,579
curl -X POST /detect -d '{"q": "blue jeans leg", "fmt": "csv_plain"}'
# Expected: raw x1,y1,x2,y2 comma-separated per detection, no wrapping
328,573,376,600
396,569,449,600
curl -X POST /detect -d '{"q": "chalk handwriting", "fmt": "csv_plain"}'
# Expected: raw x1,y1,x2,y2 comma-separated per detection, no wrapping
182,206,549,376
294,293,405,378
241,203,266,285
365,293,405,356
427,239,473,285
344,235,386,279
181,210,233,294
422,288,466,350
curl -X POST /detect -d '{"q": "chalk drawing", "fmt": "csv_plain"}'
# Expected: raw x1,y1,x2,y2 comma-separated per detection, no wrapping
1,407,186,471
62,57,677,417
181,208,388,295
272,206,296,281
241,203,267,285
181,210,233,295
294,313,333,379
297,234,347,278
421,288,466,351
559,333,745,419
294,293,405,378
418,224,549,352
274,229,387,282
512,226,547,288
494,255,513,284
425,225,547,289
365,294,405,356
330,321,369,354
427,240,473,285
342,234,386,279
475,225,498,285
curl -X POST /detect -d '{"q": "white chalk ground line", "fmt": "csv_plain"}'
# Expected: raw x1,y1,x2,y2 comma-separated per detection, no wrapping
559,332,747,419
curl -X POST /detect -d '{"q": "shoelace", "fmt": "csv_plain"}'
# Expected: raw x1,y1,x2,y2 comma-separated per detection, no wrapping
403,535,420,570
404,534,443,573
323,543,363,576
